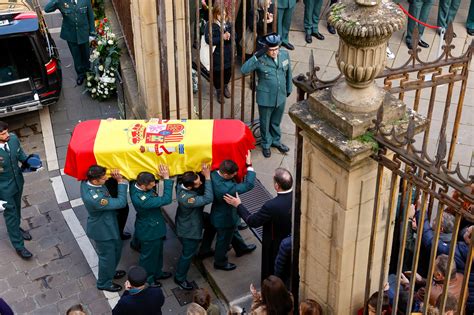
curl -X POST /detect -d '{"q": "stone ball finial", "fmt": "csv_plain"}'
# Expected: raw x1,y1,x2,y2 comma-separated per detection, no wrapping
355,0,380,7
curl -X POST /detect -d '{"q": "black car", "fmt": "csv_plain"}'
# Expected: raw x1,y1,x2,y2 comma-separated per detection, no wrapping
0,0,61,117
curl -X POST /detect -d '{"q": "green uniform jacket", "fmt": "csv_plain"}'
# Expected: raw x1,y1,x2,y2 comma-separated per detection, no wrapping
0,134,27,199
277,0,297,9
240,51,293,107
210,170,256,228
175,179,213,240
81,181,128,241
44,0,95,44
130,180,174,241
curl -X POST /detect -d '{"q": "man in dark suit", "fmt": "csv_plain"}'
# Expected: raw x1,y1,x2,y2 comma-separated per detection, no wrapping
224,167,292,282
112,266,165,315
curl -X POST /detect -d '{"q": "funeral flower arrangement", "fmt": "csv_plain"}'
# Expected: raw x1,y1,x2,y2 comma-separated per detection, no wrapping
86,18,121,101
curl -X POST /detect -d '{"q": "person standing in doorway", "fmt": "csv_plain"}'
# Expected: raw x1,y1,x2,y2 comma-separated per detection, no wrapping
277,0,296,50
240,33,292,158
44,0,95,85
303,0,325,43
0,121,32,259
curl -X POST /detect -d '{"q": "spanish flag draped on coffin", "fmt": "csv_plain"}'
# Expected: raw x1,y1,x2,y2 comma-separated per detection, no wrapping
64,119,256,181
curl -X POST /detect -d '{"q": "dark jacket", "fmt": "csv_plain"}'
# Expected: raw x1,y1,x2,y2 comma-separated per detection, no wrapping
236,191,292,281
274,235,292,286
204,21,234,70
112,286,165,315
453,241,474,312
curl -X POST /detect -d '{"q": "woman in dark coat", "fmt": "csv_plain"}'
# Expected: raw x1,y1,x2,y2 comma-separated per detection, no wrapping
205,4,235,102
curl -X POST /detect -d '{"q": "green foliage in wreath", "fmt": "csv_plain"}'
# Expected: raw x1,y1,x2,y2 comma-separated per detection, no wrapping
93,0,106,20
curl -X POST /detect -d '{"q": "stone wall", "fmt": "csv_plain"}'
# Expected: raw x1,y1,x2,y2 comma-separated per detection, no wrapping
298,133,397,314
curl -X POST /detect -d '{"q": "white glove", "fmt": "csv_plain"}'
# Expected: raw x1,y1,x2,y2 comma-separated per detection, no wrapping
0,200,6,212
89,36,95,43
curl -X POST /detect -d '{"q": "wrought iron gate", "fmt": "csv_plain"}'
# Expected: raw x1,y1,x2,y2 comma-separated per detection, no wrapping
294,26,474,314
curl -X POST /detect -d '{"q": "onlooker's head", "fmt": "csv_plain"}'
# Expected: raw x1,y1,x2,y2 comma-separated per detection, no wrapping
434,254,456,282
182,171,203,190
273,168,293,192
299,299,322,315
426,306,440,315
228,305,244,315
136,172,156,191
440,212,455,234
127,266,147,288
261,275,293,315
212,3,228,22
366,291,391,315
193,288,211,310
219,160,238,179
0,121,9,142
66,304,87,315
435,293,458,315
463,225,473,244
187,302,207,315
257,0,271,9
86,165,107,184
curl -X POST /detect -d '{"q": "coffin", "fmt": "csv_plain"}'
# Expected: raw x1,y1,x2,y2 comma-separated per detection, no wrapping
64,119,256,181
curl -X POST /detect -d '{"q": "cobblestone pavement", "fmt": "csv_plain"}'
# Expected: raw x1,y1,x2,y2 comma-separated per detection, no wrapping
0,0,473,314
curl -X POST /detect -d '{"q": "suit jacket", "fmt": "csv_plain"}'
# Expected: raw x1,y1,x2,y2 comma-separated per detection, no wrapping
210,170,256,228
0,133,27,199
44,0,95,44
175,180,213,239
240,50,293,107
112,286,165,315
277,0,297,9
130,180,173,241
81,181,128,241
236,191,292,280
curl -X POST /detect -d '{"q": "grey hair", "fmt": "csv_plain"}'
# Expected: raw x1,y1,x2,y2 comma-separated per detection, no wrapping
441,212,455,234
435,254,457,279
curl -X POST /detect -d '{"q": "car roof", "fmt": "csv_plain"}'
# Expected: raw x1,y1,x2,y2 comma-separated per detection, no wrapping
0,0,39,36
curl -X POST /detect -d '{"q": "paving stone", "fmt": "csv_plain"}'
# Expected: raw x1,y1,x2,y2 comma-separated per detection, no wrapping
57,240,79,257
28,225,52,240
3,287,26,304
26,191,56,209
79,288,104,304
79,273,98,290
11,296,37,314
46,256,73,275
37,199,61,214
54,133,71,147
33,303,59,315
88,297,112,314
46,210,66,223
38,236,61,250
29,215,49,229
27,265,49,281
12,256,38,272
34,289,61,307
46,272,69,288
57,280,82,299
23,280,48,296
21,206,40,219
6,271,29,288
62,174,82,200
68,261,93,279
0,279,10,294
73,205,89,221
36,247,60,264
0,262,18,275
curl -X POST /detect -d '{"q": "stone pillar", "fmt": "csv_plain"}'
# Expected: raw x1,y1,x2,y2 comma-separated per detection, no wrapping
130,0,193,118
289,1,412,314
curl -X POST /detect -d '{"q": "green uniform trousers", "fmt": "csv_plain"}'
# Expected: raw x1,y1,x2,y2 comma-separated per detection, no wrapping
67,41,90,79
175,238,201,282
468,0,474,30
437,0,461,29
214,228,248,266
3,190,24,250
277,6,296,44
303,0,323,34
95,239,122,289
258,103,285,149
406,0,434,43
139,237,165,284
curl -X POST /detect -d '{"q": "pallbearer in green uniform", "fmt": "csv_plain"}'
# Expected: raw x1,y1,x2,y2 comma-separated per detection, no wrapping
241,33,292,158
130,165,174,286
81,165,128,292
405,0,434,49
204,153,257,271
44,0,95,85
437,0,461,35
277,0,296,50
303,0,325,44
0,121,33,259
174,164,213,290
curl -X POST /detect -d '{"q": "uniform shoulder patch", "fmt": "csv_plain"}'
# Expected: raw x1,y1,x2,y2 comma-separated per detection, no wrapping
140,195,147,201
89,190,99,199
187,197,195,204
100,198,108,206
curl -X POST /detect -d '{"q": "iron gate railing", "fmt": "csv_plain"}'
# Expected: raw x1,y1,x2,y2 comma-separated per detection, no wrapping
294,25,474,314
